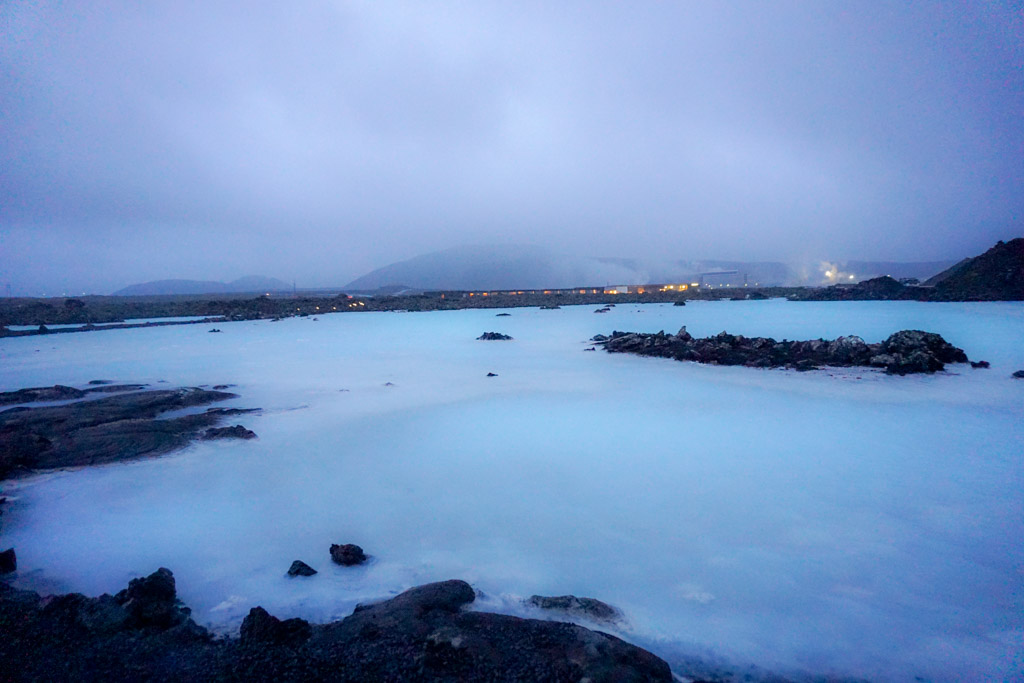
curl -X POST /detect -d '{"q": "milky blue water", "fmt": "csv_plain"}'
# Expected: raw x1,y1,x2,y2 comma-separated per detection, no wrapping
1,300,1022,681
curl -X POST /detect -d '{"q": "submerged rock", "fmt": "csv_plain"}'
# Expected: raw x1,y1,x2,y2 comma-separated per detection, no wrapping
0,384,85,406
486,372,498,377
330,543,367,566
1013,370,1024,379
970,360,990,368
201,425,257,440
477,332,513,340
528,594,621,623
287,560,317,577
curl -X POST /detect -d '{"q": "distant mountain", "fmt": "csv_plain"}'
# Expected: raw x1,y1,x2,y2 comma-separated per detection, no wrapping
113,276,291,296
344,245,640,291
925,238,1024,300
344,245,957,291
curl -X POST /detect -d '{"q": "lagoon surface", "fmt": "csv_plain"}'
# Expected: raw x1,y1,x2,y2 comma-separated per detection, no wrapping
1,300,1022,681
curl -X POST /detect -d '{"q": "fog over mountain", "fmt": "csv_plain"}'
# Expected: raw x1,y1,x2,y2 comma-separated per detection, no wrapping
344,245,956,291
113,276,291,297
1,2,1021,295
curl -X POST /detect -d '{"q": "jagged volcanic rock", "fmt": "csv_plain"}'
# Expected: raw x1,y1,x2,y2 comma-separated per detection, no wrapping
596,327,968,375
0,571,673,681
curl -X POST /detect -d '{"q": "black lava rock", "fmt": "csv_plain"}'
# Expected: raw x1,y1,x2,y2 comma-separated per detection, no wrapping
0,547,15,573
287,560,317,577
201,425,257,440
330,543,367,566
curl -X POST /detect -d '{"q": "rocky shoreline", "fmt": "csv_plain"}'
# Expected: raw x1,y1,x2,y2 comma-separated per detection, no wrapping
594,328,971,374
0,568,673,682
0,383,258,481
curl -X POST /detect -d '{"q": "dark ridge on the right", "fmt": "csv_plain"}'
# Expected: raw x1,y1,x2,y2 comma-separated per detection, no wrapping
791,238,1024,302
925,237,1024,300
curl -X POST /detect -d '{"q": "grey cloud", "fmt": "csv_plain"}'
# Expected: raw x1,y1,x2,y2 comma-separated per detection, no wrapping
1,1,1021,294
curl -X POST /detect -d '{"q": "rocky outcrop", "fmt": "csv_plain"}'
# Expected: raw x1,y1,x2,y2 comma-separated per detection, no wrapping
0,386,256,480
477,332,513,340
1013,370,1024,379
528,594,621,623
0,571,673,681
287,561,317,577
0,548,15,573
329,543,367,566
926,238,1024,300
201,425,257,440
597,327,968,374
0,385,85,406
240,607,312,645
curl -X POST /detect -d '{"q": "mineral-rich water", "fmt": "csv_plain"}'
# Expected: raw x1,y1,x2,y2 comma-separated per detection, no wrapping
1,300,1022,681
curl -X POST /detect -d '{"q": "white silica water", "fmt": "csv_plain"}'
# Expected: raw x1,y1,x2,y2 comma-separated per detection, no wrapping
1,300,1022,681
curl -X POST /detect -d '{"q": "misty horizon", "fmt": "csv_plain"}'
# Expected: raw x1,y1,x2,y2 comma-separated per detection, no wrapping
2,2,1021,295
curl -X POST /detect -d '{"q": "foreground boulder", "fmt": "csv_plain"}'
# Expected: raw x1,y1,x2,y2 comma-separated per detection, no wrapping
596,328,969,374
0,572,673,681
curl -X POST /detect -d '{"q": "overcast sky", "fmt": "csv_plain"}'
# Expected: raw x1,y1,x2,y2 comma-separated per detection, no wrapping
2,1,1022,294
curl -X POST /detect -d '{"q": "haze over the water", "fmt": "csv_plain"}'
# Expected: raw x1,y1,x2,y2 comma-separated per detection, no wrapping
1,2,1021,295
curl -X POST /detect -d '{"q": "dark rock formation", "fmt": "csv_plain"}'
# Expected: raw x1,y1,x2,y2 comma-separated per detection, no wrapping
330,543,367,566
287,561,317,577
790,275,921,302
88,380,113,385
496,312,511,316
208,328,222,333
486,372,498,377
528,594,621,623
0,572,673,681
1013,370,1024,379
673,299,687,305
477,332,513,340
596,327,968,375
0,548,15,573
201,425,257,440
594,307,611,313
926,237,1024,300
240,607,312,645
0,386,254,480
0,385,85,406
970,361,990,368
114,568,193,630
